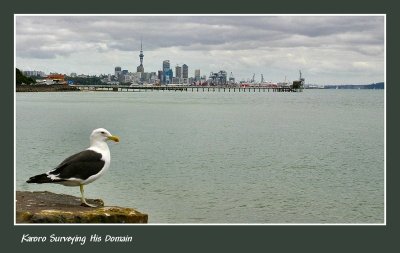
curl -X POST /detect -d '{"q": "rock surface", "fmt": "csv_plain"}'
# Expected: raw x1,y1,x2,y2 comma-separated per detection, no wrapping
16,191,148,223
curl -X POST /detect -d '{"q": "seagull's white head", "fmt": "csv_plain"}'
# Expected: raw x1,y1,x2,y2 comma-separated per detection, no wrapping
90,128,120,145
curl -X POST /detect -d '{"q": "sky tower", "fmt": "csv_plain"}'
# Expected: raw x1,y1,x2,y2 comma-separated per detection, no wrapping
137,39,144,73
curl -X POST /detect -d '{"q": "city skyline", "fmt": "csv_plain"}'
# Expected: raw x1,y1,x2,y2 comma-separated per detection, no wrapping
16,15,385,85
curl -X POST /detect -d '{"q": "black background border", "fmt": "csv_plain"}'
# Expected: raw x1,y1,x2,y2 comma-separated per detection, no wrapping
3,1,397,252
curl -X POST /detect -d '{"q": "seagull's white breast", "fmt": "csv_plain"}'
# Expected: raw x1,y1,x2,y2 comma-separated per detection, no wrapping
82,142,111,185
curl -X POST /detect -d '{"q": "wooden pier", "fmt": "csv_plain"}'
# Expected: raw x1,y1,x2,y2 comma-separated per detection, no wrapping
71,85,302,93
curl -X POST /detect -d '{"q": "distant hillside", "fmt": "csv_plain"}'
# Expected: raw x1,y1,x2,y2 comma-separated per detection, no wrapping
366,82,384,89
324,82,384,89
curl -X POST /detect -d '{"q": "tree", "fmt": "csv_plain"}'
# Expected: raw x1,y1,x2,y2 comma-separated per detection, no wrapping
16,68,36,85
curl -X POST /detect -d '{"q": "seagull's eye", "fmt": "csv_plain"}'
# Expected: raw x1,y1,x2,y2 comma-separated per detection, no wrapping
101,131,105,134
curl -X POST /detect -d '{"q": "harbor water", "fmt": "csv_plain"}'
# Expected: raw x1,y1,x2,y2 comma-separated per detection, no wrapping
16,90,384,223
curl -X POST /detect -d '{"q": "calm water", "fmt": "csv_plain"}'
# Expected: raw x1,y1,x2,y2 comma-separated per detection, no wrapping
16,90,384,223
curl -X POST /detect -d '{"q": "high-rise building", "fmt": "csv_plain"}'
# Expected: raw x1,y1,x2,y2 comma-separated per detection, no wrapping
162,60,173,84
163,60,170,72
158,70,163,82
115,66,122,78
195,69,200,81
182,64,188,79
164,69,173,84
137,39,144,73
175,65,182,78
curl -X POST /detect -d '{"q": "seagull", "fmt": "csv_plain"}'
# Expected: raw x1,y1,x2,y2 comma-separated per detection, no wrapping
27,128,120,207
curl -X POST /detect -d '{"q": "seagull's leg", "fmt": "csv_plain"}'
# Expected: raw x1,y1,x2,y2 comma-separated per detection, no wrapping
80,184,96,208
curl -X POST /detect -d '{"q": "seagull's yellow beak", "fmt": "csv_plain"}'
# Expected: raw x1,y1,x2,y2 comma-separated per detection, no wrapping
107,135,120,142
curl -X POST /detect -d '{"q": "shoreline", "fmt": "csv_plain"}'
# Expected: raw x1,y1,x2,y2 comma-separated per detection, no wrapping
16,84,80,92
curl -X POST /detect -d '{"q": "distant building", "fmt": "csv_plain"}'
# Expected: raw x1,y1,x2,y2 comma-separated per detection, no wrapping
23,70,46,77
162,60,173,84
137,65,144,74
158,70,163,82
130,72,142,84
182,64,188,79
122,74,132,83
163,60,170,72
175,65,182,78
189,77,195,85
149,72,158,83
141,72,151,82
194,69,200,81
115,67,122,78
172,77,180,84
173,65,182,84
165,69,173,84
46,74,66,84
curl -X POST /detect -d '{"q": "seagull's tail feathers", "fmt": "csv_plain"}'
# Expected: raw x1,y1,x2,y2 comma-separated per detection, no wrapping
27,173,58,184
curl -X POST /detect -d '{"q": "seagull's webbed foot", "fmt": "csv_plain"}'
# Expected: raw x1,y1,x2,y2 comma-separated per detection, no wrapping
80,202,97,208
79,184,97,208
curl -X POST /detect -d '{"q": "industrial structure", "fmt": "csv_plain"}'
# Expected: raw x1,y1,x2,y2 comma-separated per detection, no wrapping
229,72,235,84
208,70,228,85
292,70,305,90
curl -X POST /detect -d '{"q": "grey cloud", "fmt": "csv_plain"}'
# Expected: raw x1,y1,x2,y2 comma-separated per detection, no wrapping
16,15,384,56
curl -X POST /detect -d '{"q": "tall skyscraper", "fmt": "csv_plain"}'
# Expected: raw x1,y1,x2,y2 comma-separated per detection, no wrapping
175,65,182,78
137,39,144,73
182,64,188,79
158,70,163,82
115,66,122,78
195,69,200,81
162,60,172,84
163,60,170,72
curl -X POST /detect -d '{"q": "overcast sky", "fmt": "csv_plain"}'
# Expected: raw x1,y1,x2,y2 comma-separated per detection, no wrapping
15,15,384,84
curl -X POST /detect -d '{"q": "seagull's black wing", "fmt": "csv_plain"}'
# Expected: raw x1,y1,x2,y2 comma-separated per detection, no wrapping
49,150,105,180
